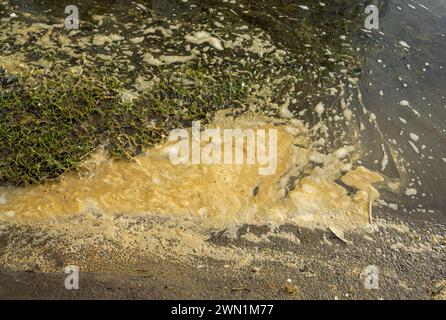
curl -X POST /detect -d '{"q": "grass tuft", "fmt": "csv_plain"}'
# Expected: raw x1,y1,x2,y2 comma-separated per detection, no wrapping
0,64,248,185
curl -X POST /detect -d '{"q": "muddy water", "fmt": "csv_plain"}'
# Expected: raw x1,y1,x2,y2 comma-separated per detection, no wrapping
0,0,444,236
0,110,383,232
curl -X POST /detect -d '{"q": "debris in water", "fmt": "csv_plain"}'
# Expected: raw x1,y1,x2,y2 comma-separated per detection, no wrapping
399,100,410,107
399,41,411,49
405,188,418,196
185,31,224,50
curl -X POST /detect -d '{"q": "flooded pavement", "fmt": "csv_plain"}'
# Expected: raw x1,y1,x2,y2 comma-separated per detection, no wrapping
0,0,445,299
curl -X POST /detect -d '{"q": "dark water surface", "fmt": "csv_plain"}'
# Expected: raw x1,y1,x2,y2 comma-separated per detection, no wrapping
355,0,446,218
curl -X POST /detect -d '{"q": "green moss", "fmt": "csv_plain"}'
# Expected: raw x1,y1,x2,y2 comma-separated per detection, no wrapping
0,64,248,186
